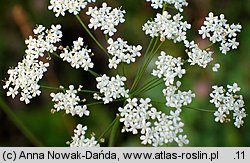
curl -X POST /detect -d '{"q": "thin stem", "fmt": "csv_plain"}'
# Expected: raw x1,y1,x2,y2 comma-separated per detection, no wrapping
108,115,120,147
204,43,214,50
52,52,61,59
88,69,100,77
75,15,110,58
97,115,120,142
135,78,163,95
130,77,159,96
0,97,44,146
41,85,98,94
131,38,162,92
130,38,154,92
183,106,215,113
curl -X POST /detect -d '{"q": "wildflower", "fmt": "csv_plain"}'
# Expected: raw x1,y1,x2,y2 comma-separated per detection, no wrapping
3,25,62,104
94,74,129,104
143,11,191,43
107,38,142,69
162,81,195,109
199,12,242,54
86,2,125,36
60,37,94,70
152,51,185,86
69,124,99,147
184,40,213,68
50,85,90,117
145,0,188,12
119,98,188,146
48,0,96,17
210,83,246,128
212,63,220,72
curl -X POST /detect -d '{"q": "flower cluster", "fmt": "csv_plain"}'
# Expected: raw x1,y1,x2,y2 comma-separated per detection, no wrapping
199,12,242,54
184,41,213,68
48,0,96,17
107,38,142,69
86,3,125,36
3,25,62,104
212,63,220,72
143,11,191,43
210,83,246,128
119,98,189,146
50,85,90,117
152,51,185,86
163,81,195,109
94,74,129,104
146,0,188,12
69,124,99,147
60,37,94,70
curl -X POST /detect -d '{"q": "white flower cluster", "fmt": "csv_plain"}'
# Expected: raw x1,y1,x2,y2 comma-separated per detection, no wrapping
70,124,100,147
163,81,195,109
48,0,96,17
143,11,191,43
94,74,129,104
184,41,213,68
60,37,94,70
3,25,62,104
199,12,242,54
146,0,188,12
210,83,246,128
107,38,142,69
86,3,125,36
50,85,90,117
152,51,185,86
119,98,189,147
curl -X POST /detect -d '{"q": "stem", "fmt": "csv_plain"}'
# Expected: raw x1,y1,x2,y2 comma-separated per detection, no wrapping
131,38,163,92
183,106,215,113
130,77,159,96
204,43,214,50
135,78,163,95
97,115,120,142
41,85,98,94
88,69,100,77
108,115,120,147
52,52,61,59
75,15,110,58
0,97,44,146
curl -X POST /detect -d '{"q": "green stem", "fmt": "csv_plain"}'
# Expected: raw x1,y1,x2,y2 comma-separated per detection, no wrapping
97,115,120,142
135,78,163,95
183,106,215,113
0,97,44,146
130,77,159,96
52,52,61,59
131,38,162,92
88,69,100,77
108,115,120,147
75,15,110,58
204,43,214,50
41,85,98,94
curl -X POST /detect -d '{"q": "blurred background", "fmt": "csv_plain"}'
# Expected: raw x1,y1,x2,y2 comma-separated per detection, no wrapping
0,0,250,146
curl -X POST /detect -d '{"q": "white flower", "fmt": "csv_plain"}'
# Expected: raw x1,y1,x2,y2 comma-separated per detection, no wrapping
152,51,185,86
3,25,62,104
69,124,99,147
162,81,195,109
119,98,188,147
86,3,125,36
185,40,213,68
94,74,129,104
199,12,242,54
107,38,142,69
210,83,246,128
60,37,94,70
146,0,188,12
212,63,220,72
143,11,191,43
48,0,96,17
50,85,90,117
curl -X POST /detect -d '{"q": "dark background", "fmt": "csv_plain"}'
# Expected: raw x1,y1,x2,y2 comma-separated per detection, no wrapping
0,0,249,146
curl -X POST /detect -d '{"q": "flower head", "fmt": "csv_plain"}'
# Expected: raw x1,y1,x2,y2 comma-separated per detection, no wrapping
146,0,188,12
50,85,90,117
86,3,125,36
48,0,96,17
3,25,62,104
210,83,246,128
69,124,99,147
143,11,191,43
